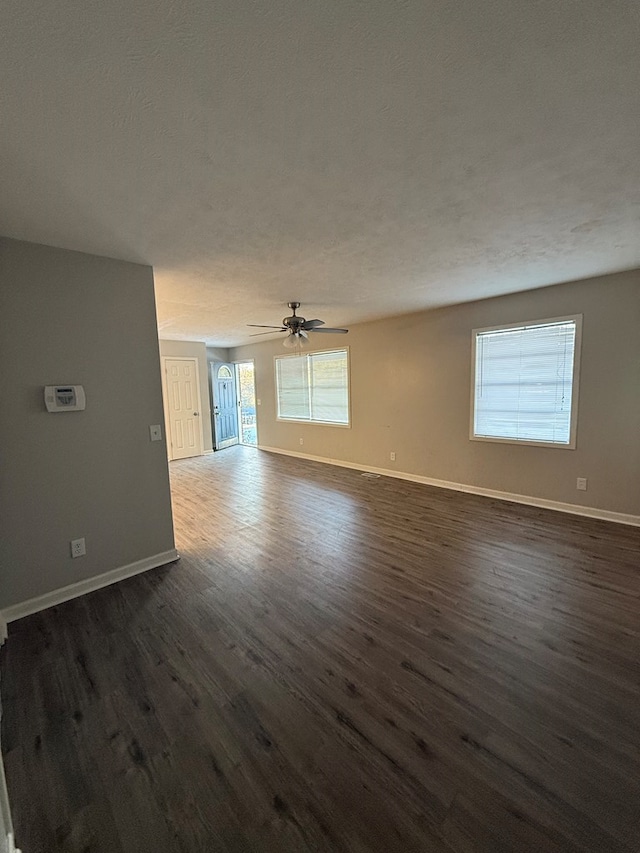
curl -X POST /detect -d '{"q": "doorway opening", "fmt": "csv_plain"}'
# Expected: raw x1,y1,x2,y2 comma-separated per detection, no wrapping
210,360,258,450
235,361,257,446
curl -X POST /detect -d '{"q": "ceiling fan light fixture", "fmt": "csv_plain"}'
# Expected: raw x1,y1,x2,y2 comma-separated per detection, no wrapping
282,330,308,350
249,303,348,346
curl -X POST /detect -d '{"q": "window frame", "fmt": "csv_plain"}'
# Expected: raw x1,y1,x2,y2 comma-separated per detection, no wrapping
274,347,351,428
469,314,582,449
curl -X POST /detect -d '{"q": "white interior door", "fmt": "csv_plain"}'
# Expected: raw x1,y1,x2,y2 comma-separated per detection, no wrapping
163,358,203,460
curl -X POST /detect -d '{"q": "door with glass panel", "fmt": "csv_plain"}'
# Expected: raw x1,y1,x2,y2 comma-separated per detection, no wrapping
211,363,239,449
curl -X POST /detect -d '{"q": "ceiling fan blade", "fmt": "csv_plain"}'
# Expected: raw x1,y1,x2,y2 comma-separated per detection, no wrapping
309,327,348,334
301,319,325,329
247,324,287,329
249,330,286,337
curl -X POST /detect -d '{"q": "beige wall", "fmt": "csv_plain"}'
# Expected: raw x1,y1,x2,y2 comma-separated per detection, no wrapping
231,271,640,518
0,238,176,610
159,339,213,453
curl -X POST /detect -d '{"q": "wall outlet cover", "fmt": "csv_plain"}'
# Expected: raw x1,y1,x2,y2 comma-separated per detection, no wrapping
70,538,86,558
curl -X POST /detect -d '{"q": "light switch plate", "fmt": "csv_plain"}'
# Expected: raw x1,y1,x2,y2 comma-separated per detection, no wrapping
150,424,162,441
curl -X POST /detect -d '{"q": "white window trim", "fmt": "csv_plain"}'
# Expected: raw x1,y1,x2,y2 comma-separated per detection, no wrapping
469,314,582,449
274,347,351,428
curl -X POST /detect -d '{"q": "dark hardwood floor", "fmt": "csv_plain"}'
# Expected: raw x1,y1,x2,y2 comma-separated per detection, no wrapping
2,447,640,852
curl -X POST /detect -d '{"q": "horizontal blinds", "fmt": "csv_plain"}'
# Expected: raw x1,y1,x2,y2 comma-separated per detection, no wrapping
276,355,310,420
309,350,349,423
276,350,349,424
474,320,577,444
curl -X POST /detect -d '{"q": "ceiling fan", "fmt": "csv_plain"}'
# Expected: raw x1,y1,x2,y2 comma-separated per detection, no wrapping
248,302,348,348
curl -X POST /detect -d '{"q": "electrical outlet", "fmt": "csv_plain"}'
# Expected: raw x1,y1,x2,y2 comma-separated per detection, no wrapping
390,452,396,461
576,477,587,491
299,438,304,445
70,537,86,558
149,424,162,441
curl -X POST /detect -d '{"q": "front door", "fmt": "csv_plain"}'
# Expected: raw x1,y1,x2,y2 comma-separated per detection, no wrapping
212,363,239,449
163,358,203,460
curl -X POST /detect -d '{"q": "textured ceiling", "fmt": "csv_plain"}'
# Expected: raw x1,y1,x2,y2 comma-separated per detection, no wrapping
2,0,639,346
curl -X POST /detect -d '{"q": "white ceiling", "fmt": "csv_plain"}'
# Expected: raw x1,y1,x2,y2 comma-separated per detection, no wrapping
2,1,639,346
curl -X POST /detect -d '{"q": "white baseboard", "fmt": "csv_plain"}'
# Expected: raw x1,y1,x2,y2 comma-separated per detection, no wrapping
1,549,180,625
258,446,640,528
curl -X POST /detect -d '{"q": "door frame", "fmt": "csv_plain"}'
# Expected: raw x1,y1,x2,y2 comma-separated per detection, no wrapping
234,359,258,447
161,356,205,461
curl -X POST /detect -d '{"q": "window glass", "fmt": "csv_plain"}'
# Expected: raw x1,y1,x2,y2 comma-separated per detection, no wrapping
276,349,349,425
472,318,580,447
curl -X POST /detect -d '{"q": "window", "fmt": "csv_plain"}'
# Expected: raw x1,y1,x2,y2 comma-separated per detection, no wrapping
275,349,349,425
471,316,581,447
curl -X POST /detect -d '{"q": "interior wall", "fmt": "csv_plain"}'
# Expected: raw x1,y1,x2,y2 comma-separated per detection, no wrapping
0,237,176,610
231,270,640,518
158,339,213,453
206,346,230,363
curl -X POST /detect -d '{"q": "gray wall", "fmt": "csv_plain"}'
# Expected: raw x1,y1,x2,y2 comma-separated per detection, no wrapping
0,238,176,610
206,346,230,364
231,270,640,518
158,339,214,453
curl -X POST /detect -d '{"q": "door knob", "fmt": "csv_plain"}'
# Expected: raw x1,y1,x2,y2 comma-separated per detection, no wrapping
194,411,199,416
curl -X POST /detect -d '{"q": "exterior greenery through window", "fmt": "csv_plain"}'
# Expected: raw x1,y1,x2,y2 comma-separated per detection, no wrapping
472,316,581,447
276,349,349,425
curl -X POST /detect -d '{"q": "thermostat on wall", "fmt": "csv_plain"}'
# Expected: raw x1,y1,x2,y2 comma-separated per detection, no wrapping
44,385,86,412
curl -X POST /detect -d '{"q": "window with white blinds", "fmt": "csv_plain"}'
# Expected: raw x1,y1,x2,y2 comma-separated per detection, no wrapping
276,349,349,425
472,316,581,447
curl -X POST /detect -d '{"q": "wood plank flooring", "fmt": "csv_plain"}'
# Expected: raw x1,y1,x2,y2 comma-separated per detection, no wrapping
2,447,640,852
